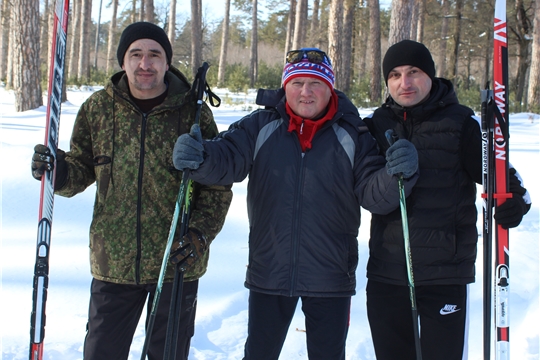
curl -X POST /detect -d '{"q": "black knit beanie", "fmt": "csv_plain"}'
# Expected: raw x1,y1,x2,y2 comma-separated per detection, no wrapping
382,40,435,84
117,22,173,67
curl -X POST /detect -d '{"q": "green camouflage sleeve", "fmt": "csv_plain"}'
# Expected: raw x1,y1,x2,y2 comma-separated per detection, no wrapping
189,182,233,243
56,103,97,197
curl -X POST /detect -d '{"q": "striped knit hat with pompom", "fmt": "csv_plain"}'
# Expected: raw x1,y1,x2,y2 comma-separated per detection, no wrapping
282,48,335,89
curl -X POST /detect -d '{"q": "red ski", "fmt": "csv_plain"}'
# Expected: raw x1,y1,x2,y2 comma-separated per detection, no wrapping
493,0,511,357
482,0,511,359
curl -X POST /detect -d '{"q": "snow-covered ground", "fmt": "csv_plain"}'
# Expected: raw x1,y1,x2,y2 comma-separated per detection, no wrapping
1,86,538,359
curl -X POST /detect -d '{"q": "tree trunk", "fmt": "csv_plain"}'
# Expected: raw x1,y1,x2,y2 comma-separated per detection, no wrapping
512,0,532,111
410,0,418,41
40,0,49,63
356,7,368,80
526,0,540,112
340,0,355,93
93,0,103,69
106,0,119,74
415,0,425,42
450,0,463,86
191,0,202,76
368,0,382,103
328,0,343,89
78,0,92,82
437,0,450,77
292,0,307,50
388,0,414,44
139,0,144,21
167,0,177,47
0,0,11,82
481,17,493,89
217,0,231,87
249,0,258,88
284,0,296,54
131,0,137,23
13,0,42,111
144,0,154,22
308,0,320,48
68,0,81,80
46,1,55,79
6,4,15,88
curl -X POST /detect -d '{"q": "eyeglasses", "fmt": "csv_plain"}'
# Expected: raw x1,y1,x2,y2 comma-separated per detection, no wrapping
285,50,331,66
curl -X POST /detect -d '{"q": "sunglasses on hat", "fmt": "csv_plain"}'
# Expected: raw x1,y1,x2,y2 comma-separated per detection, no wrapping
285,49,331,66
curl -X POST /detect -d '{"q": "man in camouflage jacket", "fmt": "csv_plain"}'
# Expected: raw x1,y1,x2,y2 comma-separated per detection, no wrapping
31,22,232,360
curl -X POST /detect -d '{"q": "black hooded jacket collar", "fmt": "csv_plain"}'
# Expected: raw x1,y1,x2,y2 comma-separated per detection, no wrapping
383,77,459,123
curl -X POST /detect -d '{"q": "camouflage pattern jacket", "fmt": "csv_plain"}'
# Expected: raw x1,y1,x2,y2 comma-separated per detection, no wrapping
56,66,232,284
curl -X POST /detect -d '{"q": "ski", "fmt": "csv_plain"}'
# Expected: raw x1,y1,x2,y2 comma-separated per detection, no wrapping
29,0,70,359
482,0,511,359
492,0,511,357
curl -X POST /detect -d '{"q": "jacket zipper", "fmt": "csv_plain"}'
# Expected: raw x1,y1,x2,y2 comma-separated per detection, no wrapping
289,151,306,296
135,113,148,284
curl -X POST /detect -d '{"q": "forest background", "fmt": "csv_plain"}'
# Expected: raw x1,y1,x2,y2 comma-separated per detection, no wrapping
1,0,540,113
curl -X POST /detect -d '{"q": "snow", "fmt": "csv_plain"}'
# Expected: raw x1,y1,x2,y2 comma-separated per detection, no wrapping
1,86,538,359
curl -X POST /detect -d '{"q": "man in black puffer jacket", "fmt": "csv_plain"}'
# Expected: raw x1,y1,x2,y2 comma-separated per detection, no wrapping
172,48,420,360
363,40,531,360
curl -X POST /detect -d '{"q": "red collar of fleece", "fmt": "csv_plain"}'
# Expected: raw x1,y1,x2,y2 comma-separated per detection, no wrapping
285,90,338,151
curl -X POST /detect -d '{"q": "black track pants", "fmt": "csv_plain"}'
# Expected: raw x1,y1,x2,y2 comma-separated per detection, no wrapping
83,278,198,360
243,291,351,360
367,280,468,360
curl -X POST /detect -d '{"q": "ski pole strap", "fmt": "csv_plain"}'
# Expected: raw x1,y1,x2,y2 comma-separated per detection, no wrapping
205,82,221,107
189,63,221,108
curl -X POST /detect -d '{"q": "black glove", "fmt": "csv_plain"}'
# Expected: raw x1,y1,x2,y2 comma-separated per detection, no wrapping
494,168,529,229
494,194,527,229
32,144,55,180
385,139,418,179
31,145,68,189
169,229,208,271
173,125,204,171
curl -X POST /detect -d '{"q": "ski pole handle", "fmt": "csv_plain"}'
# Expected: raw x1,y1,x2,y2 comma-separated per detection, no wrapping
385,129,399,147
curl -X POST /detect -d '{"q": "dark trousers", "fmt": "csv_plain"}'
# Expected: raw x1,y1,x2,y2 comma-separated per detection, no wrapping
83,278,198,360
367,280,468,360
243,290,351,360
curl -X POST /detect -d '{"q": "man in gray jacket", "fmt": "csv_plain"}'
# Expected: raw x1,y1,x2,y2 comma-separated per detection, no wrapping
172,48,419,360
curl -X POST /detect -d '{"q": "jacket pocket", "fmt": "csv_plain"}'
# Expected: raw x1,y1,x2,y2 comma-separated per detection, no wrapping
94,155,112,213
347,236,359,275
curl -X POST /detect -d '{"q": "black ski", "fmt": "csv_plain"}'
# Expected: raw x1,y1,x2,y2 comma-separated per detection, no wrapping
29,0,70,359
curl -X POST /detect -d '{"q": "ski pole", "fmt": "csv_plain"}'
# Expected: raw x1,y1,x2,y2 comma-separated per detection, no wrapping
163,62,210,360
139,62,210,360
385,129,422,360
481,87,495,360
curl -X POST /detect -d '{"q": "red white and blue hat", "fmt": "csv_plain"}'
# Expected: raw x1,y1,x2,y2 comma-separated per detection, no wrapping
282,48,335,89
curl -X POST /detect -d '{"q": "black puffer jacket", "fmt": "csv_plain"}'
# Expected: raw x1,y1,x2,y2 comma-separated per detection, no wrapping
364,78,481,286
188,88,418,297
